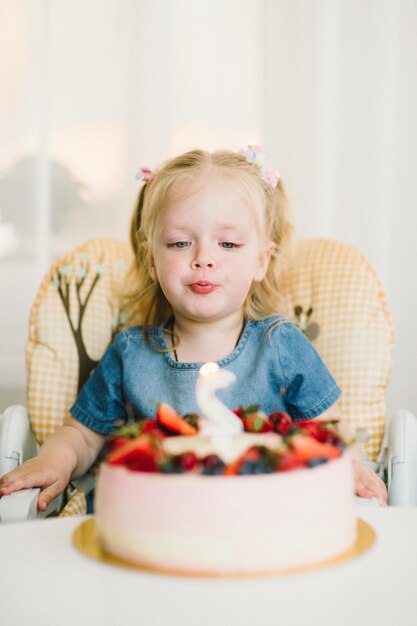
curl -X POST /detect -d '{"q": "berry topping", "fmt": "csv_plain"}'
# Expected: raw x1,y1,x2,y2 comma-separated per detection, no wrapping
278,451,305,472
201,454,226,475
242,411,273,433
140,419,164,435
237,446,277,474
306,456,329,468
103,405,347,475
269,411,293,435
178,451,199,471
110,436,132,451
107,434,163,472
156,403,198,435
182,413,200,430
225,445,278,475
289,434,342,461
233,404,260,419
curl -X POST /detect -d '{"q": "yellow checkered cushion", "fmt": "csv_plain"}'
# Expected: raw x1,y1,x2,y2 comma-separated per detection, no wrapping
26,239,132,515
279,239,394,461
59,486,87,517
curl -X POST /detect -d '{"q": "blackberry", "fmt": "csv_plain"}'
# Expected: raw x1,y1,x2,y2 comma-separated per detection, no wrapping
202,454,225,475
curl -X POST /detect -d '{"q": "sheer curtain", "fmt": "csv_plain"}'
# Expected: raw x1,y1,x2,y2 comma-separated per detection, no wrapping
1,0,416,417
264,0,417,418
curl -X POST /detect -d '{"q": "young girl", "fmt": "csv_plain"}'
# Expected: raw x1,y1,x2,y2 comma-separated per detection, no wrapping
0,147,387,509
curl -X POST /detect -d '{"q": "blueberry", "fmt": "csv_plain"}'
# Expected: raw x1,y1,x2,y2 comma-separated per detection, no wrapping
238,460,256,475
307,457,329,468
238,457,275,475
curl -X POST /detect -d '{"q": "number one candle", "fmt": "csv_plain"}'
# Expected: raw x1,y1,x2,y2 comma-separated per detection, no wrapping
196,362,243,436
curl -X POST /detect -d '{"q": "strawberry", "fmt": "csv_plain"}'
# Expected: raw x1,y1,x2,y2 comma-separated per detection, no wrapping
140,419,164,436
233,404,260,419
127,451,161,473
156,403,197,435
109,419,165,453
233,405,272,433
110,435,131,451
242,411,273,433
297,420,323,437
290,434,341,461
278,451,305,471
107,434,159,466
182,413,200,430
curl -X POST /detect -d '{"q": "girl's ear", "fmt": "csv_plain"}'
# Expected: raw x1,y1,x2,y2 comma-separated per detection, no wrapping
254,241,275,282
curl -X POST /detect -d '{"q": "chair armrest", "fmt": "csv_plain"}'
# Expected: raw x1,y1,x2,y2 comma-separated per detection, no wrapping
388,409,417,506
0,488,40,522
0,406,64,522
0,405,39,477
0,488,64,523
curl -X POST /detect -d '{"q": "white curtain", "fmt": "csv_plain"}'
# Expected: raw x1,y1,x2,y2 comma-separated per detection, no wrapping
0,0,416,417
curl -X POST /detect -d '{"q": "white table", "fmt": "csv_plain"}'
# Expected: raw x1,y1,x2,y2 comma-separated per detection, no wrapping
1,506,417,626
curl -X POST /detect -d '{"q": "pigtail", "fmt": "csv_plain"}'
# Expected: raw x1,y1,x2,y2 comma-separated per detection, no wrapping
129,183,146,259
244,177,295,319
123,181,173,332
123,183,157,327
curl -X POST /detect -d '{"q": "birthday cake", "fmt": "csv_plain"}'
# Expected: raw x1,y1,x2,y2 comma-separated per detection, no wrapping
95,402,356,575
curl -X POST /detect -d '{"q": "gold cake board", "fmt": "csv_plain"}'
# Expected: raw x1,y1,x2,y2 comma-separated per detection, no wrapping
73,517,376,578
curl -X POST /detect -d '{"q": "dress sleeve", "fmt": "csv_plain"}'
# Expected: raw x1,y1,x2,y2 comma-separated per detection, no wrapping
70,332,127,434
276,322,342,420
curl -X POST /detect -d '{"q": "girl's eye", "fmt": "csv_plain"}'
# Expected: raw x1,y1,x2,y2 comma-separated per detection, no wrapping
168,241,190,249
220,242,238,249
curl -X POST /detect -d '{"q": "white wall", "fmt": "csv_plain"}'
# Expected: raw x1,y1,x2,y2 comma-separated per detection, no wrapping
1,0,416,417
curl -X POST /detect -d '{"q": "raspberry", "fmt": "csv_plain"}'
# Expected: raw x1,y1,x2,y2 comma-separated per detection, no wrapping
269,411,293,434
178,452,198,471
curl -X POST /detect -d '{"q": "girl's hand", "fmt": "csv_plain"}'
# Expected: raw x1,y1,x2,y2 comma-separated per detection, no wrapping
0,456,72,512
352,459,387,506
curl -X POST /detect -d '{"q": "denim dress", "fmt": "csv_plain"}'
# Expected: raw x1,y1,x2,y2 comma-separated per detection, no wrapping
70,316,341,434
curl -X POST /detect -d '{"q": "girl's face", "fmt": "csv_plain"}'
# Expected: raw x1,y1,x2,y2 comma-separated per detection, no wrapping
149,175,273,326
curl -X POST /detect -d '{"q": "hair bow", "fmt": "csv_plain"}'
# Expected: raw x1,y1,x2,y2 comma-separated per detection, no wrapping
136,165,159,182
239,145,280,189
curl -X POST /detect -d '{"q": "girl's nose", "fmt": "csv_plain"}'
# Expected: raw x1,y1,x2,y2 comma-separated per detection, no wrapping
191,245,215,270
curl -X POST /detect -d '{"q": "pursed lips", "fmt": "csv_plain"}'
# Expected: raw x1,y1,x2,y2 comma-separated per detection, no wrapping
188,281,219,294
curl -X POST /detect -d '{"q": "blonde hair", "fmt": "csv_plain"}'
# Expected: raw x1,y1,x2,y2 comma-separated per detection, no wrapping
124,149,294,332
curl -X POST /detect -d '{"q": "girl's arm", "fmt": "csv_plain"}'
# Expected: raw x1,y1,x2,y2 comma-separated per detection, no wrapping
314,403,387,505
0,416,105,511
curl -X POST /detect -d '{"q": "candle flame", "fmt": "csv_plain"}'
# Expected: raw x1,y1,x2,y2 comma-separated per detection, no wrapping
199,362,219,377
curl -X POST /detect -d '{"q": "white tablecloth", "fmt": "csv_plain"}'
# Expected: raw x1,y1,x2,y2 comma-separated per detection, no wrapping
1,506,417,626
